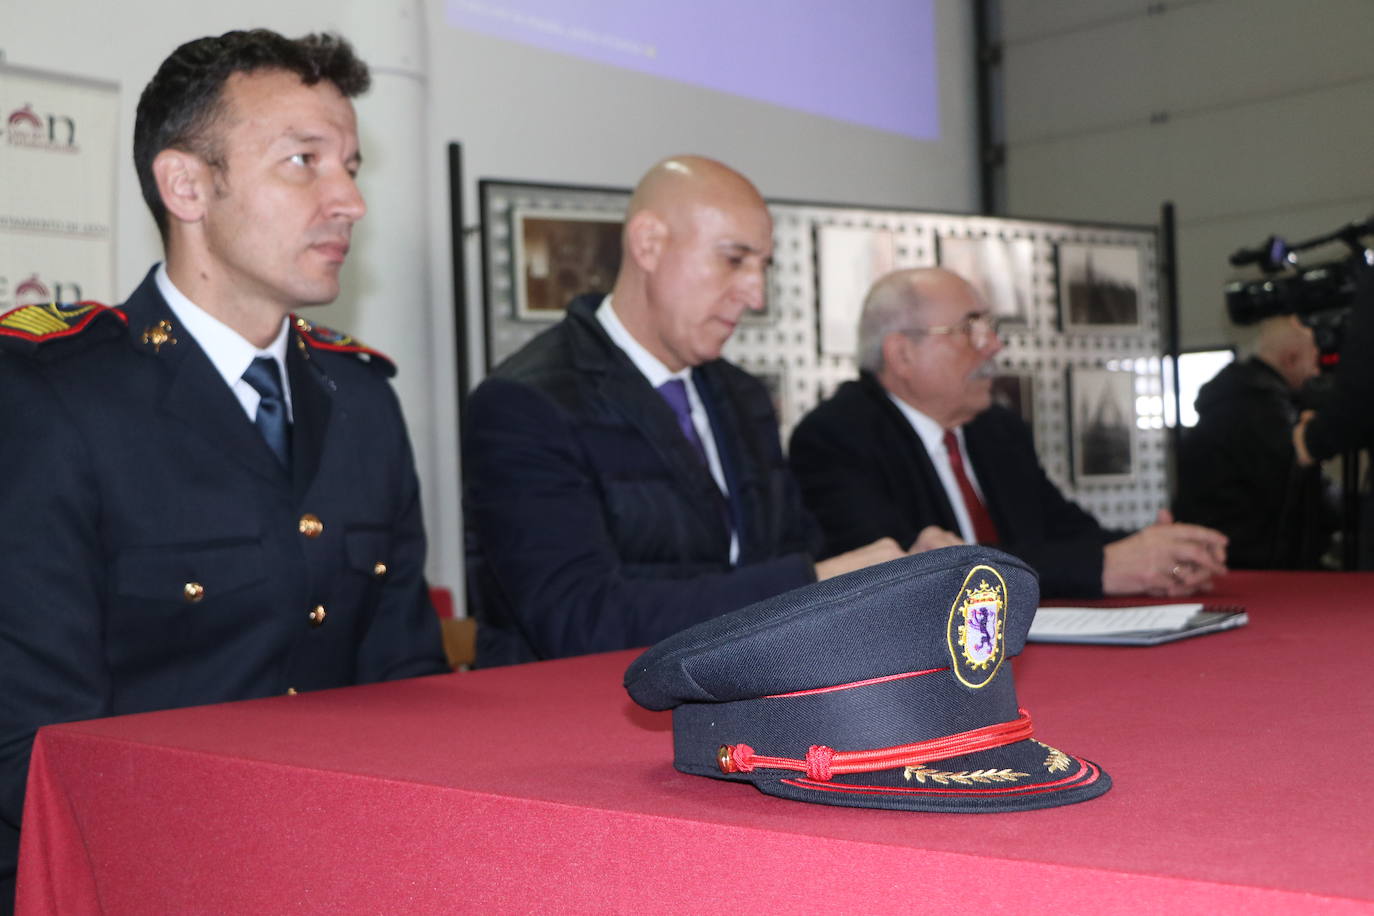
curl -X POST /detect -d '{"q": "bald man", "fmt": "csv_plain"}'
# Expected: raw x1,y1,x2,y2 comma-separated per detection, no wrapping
463,156,905,665
789,268,1229,599
1175,314,1334,568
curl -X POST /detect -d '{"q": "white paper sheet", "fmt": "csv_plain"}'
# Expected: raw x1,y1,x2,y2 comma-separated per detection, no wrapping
1030,604,1206,638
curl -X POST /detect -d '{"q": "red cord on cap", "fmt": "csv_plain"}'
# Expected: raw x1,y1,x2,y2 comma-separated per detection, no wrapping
805,745,836,781
717,709,1034,780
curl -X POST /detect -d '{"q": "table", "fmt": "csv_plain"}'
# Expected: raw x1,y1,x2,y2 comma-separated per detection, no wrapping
16,571,1374,914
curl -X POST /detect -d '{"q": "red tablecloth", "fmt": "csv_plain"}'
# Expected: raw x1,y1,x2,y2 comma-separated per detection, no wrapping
16,571,1374,914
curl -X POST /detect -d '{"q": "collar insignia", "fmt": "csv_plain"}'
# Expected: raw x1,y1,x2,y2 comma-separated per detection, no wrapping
292,316,395,376
142,320,177,353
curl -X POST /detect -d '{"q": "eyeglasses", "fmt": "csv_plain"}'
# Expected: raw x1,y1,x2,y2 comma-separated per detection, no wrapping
902,313,1002,349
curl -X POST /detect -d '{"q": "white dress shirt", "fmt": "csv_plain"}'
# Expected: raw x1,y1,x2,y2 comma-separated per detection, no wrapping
155,263,293,422
886,393,990,544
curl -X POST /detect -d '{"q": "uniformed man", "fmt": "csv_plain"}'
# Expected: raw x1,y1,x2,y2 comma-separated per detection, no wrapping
0,30,446,906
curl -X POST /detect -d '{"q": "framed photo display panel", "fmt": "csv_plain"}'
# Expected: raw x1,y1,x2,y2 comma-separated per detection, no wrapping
936,234,1035,325
814,224,897,358
753,363,789,432
474,180,1165,529
1056,242,1143,331
1069,366,1136,484
511,207,622,320
990,373,1035,428
479,181,632,369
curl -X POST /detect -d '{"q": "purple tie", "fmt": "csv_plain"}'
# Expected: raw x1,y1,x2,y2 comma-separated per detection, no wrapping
657,378,709,466
658,377,734,542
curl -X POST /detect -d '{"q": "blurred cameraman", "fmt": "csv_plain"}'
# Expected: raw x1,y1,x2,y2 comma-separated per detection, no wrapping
1175,314,1336,568
1294,261,1374,466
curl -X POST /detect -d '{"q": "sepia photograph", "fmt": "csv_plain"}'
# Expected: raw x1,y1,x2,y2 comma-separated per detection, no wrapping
512,207,623,320
937,235,1035,324
751,363,790,431
815,224,897,358
990,372,1035,428
1056,242,1142,330
1069,366,1136,483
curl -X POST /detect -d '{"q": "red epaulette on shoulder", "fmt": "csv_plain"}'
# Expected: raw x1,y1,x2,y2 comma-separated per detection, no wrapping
0,301,127,354
292,316,396,377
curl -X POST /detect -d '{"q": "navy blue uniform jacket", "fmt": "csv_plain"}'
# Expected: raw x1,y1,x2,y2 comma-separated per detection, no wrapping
788,373,1118,599
0,269,446,884
464,294,821,665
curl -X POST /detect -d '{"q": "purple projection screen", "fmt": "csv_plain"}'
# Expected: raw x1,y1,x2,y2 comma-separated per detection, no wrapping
445,1,939,141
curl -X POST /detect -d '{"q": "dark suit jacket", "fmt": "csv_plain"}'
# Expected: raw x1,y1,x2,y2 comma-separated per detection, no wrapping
1174,357,1334,568
464,294,820,666
0,269,445,884
788,373,1116,598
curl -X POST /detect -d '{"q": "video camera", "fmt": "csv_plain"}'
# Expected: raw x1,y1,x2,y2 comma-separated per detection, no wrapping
1224,216,1374,361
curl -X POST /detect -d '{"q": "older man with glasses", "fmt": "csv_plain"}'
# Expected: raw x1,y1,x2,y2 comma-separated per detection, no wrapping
789,267,1228,599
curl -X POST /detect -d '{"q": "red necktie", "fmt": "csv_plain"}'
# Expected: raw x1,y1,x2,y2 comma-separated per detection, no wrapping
942,429,999,545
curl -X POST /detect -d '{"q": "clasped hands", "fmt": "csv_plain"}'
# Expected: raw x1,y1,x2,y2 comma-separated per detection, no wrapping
818,513,1228,598
1102,509,1228,597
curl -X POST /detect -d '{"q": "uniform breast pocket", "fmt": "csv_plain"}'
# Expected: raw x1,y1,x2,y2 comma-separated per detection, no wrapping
112,540,268,622
344,527,393,583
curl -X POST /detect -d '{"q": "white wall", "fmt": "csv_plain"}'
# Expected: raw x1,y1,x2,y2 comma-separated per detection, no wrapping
0,0,979,598
999,0,1374,350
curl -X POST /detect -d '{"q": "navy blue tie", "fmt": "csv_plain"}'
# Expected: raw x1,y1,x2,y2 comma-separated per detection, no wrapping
242,356,291,467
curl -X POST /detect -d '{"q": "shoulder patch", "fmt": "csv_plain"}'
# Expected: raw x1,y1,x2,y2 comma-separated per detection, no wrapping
0,301,127,354
292,316,396,377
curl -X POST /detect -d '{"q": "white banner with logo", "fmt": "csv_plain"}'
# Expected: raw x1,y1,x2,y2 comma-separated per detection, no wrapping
0,64,118,311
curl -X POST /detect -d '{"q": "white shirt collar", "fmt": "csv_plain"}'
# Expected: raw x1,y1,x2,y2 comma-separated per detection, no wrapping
595,294,690,387
155,263,292,417
886,390,984,542
887,391,953,455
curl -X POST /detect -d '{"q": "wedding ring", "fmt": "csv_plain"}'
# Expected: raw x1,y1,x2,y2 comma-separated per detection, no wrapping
1170,564,1184,582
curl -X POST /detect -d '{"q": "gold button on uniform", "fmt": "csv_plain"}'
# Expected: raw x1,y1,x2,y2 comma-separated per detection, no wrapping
298,514,324,538
286,687,298,696
183,582,205,603
308,605,327,626
373,562,388,577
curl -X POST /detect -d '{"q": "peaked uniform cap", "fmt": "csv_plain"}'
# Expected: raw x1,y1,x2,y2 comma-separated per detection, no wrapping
624,545,1110,812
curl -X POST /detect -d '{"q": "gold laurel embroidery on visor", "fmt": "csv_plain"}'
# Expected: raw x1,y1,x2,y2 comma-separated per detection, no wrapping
903,766,1030,785
1033,739,1072,773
